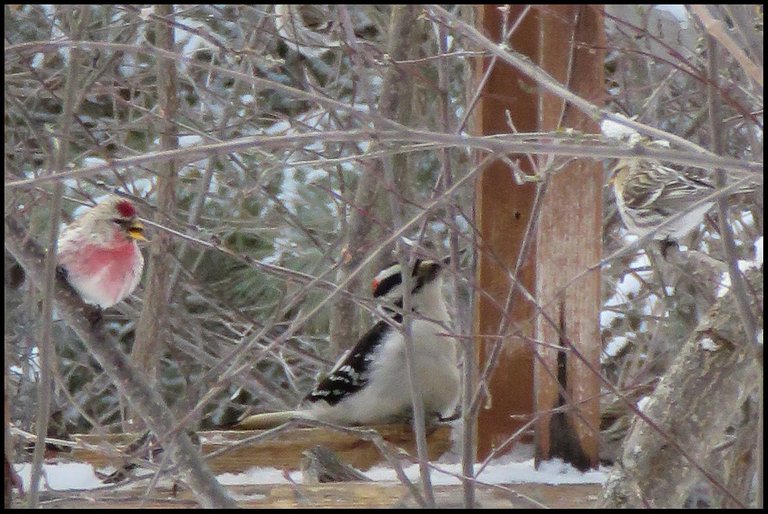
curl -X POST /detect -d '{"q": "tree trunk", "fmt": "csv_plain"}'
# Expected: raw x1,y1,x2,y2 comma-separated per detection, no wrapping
600,267,762,508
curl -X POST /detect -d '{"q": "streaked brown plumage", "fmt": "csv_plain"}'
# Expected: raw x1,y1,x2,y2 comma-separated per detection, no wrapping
611,158,757,241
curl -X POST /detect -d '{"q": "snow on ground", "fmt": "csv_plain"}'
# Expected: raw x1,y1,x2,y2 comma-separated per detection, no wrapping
15,461,105,491
717,236,763,298
364,457,607,486
15,453,607,493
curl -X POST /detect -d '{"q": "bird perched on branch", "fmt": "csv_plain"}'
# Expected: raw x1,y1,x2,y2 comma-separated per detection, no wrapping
57,195,146,309
610,158,758,243
236,258,460,429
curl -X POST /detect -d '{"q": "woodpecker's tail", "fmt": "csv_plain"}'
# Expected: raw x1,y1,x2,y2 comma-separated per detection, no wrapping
233,410,313,430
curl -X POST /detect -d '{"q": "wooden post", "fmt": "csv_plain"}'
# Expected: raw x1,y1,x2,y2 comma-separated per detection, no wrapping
474,6,604,468
534,5,603,471
474,5,540,460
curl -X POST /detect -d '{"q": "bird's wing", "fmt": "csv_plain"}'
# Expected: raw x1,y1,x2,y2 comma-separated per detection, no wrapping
306,319,396,406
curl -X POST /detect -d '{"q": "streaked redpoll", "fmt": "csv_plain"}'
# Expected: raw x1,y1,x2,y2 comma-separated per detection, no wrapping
57,195,145,308
611,158,756,241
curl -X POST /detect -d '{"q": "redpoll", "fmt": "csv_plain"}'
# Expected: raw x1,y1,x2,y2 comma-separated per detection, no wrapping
57,196,145,308
611,158,755,241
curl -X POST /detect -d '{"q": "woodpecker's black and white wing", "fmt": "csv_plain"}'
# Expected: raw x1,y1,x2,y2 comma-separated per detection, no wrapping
306,318,398,406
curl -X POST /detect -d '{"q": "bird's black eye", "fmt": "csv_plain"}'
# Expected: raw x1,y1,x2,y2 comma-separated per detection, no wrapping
112,218,129,226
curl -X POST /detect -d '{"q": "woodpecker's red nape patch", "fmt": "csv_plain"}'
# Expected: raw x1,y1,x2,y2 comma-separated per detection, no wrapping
115,199,137,218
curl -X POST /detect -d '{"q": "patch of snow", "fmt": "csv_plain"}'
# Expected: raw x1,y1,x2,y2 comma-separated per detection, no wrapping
82,157,108,168
219,466,301,485
699,337,720,352
600,118,638,140
179,134,203,147
31,53,45,69
618,273,642,297
303,167,327,183
602,335,630,363
600,309,619,329
716,273,730,298
717,241,759,297
636,396,651,412
357,139,371,153
454,213,469,233
755,237,763,264
175,18,222,59
364,458,607,486
630,251,651,271
445,35,454,51
653,5,689,25
15,462,105,491
623,233,639,245
277,169,300,215
429,221,447,234
738,210,754,229
131,178,155,197
118,53,138,77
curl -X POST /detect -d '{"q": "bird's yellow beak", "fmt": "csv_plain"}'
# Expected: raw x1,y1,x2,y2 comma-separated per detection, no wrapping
127,220,147,241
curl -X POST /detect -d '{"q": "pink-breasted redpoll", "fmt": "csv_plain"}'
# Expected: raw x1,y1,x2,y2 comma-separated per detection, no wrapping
611,158,757,242
57,196,146,308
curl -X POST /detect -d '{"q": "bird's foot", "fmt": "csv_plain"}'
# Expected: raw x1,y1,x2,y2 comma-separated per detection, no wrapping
85,305,103,326
437,408,461,423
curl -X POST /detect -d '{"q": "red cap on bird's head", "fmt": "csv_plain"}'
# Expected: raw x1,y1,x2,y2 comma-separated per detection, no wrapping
115,199,137,219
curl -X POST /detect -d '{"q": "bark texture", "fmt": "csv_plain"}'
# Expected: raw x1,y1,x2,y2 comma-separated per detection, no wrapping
600,266,762,508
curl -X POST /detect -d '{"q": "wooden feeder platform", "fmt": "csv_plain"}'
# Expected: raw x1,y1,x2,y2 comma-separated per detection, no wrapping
34,424,603,508
71,423,452,473
31,482,603,508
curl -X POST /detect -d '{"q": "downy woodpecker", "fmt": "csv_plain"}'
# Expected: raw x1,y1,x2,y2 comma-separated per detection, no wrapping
236,258,460,428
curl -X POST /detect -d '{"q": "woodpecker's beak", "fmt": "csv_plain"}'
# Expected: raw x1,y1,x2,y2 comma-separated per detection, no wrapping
127,220,147,241
439,247,468,266
415,260,442,283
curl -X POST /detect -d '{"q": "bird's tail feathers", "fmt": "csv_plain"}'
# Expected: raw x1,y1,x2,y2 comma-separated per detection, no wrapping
234,410,313,430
